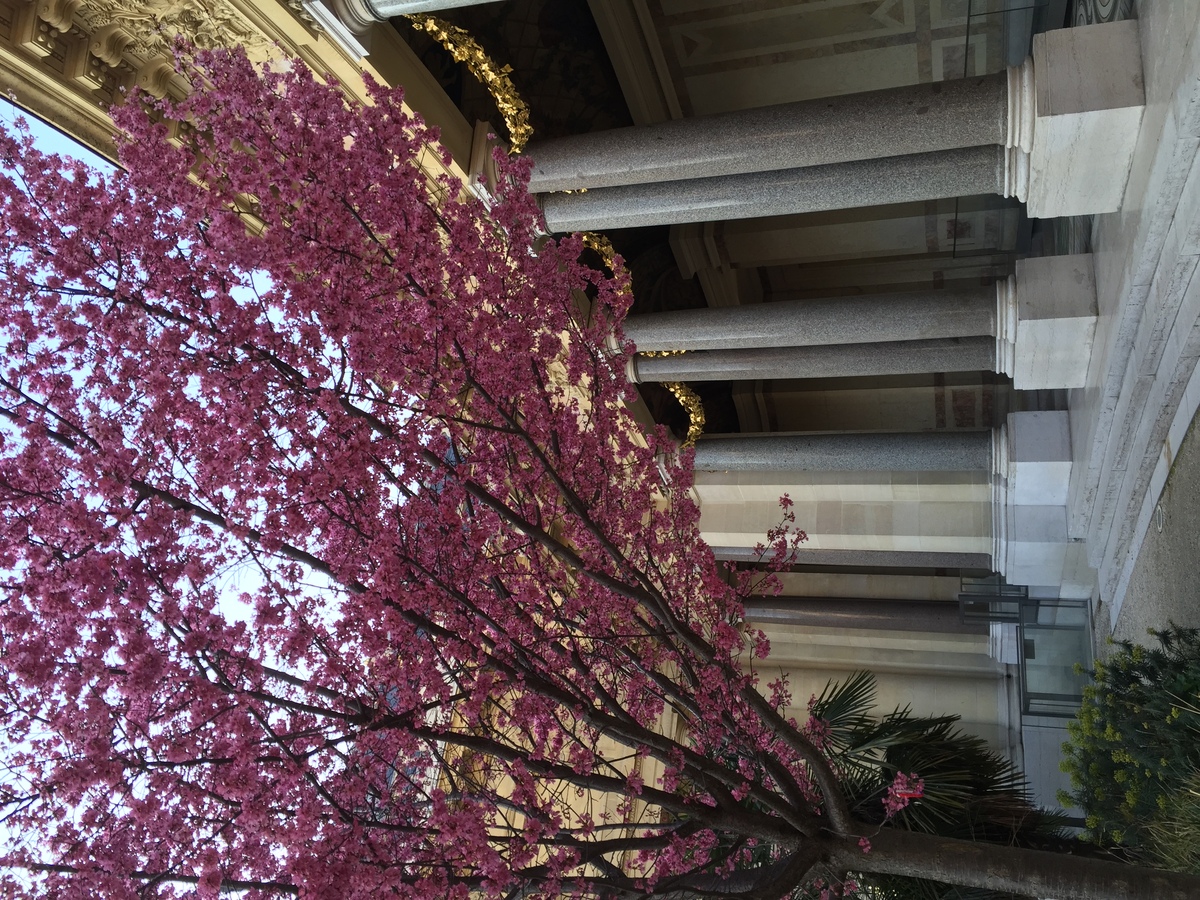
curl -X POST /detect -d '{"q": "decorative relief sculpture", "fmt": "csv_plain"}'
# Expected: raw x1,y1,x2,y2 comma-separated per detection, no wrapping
73,0,276,61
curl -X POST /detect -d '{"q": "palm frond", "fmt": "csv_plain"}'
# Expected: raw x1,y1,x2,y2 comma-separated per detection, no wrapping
808,670,878,748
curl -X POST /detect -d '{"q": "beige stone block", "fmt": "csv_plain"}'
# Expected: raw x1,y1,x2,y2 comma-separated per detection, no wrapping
863,502,895,536
693,481,742,504
891,534,925,553
814,500,843,534
841,503,867,535
891,502,922,537
919,501,985,537
892,475,922,502
863,532,890,551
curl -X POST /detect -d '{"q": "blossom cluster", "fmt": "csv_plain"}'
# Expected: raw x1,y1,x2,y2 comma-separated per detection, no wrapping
883,772,926,817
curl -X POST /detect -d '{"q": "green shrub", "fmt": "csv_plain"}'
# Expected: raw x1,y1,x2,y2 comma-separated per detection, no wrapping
1144,769,1200,873
1060,625,1200,853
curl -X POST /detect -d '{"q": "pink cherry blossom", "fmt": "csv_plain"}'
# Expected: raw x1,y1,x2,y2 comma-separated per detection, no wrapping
0,43,1190,900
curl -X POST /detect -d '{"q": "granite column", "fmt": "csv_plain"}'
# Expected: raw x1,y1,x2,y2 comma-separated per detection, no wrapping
541,146,1024,233
527,71,1016,192
630,337,998,384
624,286,997,352
692,431,992,473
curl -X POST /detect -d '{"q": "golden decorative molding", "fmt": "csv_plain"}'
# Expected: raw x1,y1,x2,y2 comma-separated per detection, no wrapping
661,381,705,448
405,14,531,154
579,230,619,271
576,231,701,444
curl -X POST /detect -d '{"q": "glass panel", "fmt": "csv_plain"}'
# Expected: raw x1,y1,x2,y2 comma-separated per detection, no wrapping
1020,600,1092,716
959,574,1028,623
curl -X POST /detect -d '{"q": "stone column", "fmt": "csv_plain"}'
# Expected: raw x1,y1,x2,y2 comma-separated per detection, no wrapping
534,22,1144,224
334,0,501,33
626,255,1096,391
541,146,1020,233
743,598,986,635
624,286,997,352
693,431,991,473
526,72,1011,192
694,447,995,569
631,337,998,384
711,546,993,571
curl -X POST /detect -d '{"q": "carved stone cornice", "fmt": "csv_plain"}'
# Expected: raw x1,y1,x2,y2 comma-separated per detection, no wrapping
0,0,472,174
73,0,277,62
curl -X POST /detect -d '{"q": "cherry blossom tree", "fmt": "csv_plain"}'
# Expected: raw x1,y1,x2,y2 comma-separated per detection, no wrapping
0,49,1196,900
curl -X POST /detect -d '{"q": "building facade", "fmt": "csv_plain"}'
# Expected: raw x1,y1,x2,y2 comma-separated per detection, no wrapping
3,0,1195,812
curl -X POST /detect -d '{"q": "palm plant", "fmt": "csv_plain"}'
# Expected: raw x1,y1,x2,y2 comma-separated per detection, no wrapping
804,672,1068,900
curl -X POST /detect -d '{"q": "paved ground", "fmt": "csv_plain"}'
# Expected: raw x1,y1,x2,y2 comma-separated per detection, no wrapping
1096,411,1200,659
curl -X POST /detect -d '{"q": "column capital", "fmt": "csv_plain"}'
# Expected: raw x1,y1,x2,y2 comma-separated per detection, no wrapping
1023,20,1145,217
998,255,1098,390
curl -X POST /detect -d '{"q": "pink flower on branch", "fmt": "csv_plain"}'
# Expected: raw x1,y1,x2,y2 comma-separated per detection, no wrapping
0,45,799,898
883,772,926,817
0,40,1183,900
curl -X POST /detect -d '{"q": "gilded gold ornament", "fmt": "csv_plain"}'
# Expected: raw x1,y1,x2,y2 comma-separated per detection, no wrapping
576,232,700,442
405,15,533,154
661,381,705,448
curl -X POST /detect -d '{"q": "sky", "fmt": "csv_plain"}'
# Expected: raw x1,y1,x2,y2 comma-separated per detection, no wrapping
0,97,271,619
0,97,113,172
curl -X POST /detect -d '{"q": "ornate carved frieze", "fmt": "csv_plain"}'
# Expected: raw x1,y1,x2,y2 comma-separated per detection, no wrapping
73,0,276,62
0,0,347,162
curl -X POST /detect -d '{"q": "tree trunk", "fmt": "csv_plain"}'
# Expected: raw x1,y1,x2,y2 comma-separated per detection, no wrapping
828,825,1200,900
